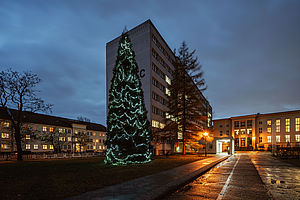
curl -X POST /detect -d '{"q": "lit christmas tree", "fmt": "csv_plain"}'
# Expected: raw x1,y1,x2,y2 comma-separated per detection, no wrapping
105,32,152,165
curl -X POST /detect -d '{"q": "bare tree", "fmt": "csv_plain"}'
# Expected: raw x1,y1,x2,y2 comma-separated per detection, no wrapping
0,69,52,160
77,116,91,122
76,131,90,152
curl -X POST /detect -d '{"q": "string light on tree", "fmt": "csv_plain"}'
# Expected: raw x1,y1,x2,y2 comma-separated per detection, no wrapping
105,31,152,165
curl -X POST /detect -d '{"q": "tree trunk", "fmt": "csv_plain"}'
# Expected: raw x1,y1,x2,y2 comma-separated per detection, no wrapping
15,125,23,161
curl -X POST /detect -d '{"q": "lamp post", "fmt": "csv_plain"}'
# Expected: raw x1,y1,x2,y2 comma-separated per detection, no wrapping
204,132,208,157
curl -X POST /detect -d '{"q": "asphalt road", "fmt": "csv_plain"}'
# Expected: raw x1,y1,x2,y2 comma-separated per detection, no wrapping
164,153,273,200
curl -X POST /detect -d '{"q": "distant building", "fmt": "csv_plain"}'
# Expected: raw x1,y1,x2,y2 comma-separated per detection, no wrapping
106,19,212,155
0,108,106,153
211,110,300,153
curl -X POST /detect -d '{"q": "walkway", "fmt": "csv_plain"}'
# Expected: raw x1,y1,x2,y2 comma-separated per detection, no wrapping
67,155,228,200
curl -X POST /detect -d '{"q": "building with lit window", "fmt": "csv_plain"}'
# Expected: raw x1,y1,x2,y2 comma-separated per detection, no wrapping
212,110,300,153
106,19,212,155
0,108,106,154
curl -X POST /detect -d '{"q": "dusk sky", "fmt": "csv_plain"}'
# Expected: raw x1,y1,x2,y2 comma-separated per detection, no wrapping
1,0,300,125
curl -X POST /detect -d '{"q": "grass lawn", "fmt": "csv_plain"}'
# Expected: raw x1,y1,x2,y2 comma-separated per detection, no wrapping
0,154,207,200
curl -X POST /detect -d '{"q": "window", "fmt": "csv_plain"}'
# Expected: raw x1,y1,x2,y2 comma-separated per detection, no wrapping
247,137,252,146
93,146,96,150
267,120,271,126
1,144,8,149
296,135,300,142
219,125,223,128
267,127,271,133
220,131,223,136
276,119,280,132
259,121,262,125
95,139,99,143
241,121,245,127
160,123,165,129
25,135,30,140
68,137,71,142
226,130,229,135
34,126,39,131
259,128,262,133
165,88,171,96
50,127,53,132
259,137,262,143
93,132,96,136
43,126,47,132
3,122,10,127
276,136,280,143
285,119,290,132
234,130,239,135
152,120,160,128
43,145,47,150
34,144,38,150
267,136,271,143
1,133,9,138
296,118,300,132
241,138,245,147
285,135,290,142
247,129,252,134
26,144,30,150
234,121,239,128
247,120,252,127
165,75,171,85
59,137,65,141
74,138,78,142
59,128,64,133
49,145,54,150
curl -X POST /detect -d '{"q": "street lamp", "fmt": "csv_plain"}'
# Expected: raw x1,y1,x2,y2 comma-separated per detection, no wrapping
204,132,208,157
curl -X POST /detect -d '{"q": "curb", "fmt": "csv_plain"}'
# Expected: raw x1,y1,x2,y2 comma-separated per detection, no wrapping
141,156,230,200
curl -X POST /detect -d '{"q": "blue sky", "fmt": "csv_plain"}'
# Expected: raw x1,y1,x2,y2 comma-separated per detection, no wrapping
1,0,300,124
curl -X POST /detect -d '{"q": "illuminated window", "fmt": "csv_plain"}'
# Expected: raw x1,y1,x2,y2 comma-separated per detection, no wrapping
296,135,300,142
247,129,252,134
99,146,102,149
276,136,280,142
43,145,47,150
152,120,160,128
74,138,78,142
3,122,10,128
59,128,64,133
267,127,271,133
296,118,300,132
68,137,71,142
285,135,290,142
165,75,171,85
43,126,47,132
93,132,96,136
234,130,239,135
259,137,262,143
50,127,53,132
160,123,165,129
93,146,96,150
178,132,183,139
50,145,54,150
267,120,271,126
1,144,8,149
285,119,290,132
165,88,171,96
34,144,38,149
25,135,30,140
267,136,271,143
99,133,101,137
95,139,99,143
1,133,9,138
59,137,65,141
276,119,280,132
26,144,30,150
259,128,262,133
103,133,105,136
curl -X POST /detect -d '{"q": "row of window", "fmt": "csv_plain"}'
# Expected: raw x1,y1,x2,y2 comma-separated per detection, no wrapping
152,92,168,106
152,106,165,118
152,49,172,74
151,120,165,129
261,135,300,143
152,63,172,85
152,34,173,64
1,133,9,139
24,144,107,150
1,122,10,128
234,120,252,128
234,129,252,135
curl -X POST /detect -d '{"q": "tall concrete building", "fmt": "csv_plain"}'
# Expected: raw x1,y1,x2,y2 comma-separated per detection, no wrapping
212,110,300,154
106,20,212,155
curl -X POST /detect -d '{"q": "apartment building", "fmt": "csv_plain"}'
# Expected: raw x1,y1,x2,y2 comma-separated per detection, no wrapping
212,110,300,153
0,108,106,153
106,20,212,155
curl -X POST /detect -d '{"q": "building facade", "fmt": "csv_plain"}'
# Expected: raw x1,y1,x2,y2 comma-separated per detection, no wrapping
0,108,106,153
212,110,300,152
106,20,212,155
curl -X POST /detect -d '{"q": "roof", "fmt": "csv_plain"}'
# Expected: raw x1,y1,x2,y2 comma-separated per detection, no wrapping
213,109,300,121
0,107,106,132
